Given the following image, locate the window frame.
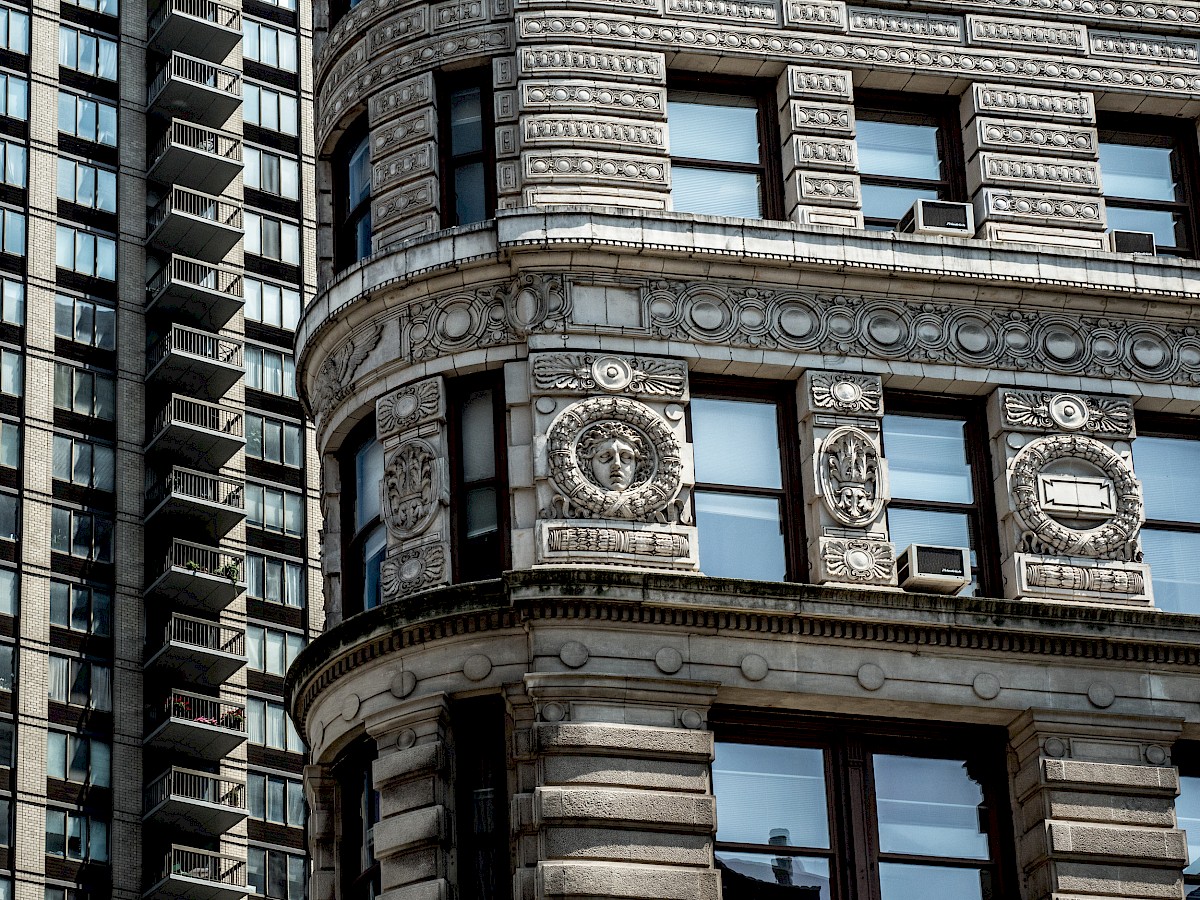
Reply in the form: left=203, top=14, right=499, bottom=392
left=333, top=116, right=372, bottom=271
left=448, top=373, right=510, bottom=582
left=438, top=69, right=496, bottom=229
left=666, top=73, right=784, bottom=221
left=247, top=550, right=305, bottom=608
left=855, top=90, right=967, bottom=231
left=338, top=416, right=384, bottom=616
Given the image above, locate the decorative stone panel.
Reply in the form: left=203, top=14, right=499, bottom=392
left=965, top=14, right=1088, bottom=52
left=529, top=351, right=697, bottom=573
left=1089, top=29, right=1200, bottom=62
left=797, top=371, right=896, bottom=588
left=967, top=152, right=1101, bottom=195
left=988, top=387, right=1150, bottom=606
left=968, top=82, right=1094, bottom=124
left=847, top=6, right=963, bottom=41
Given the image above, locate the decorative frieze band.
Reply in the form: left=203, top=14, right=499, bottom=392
left=966, top=15, right=1087, bottom=53
left=782, top=0, right=846, bottom=30
left=519, top=81, right=666, bottom=117
left=785, top=101, right=854, bottom=135
left=848, top=7, right=963, bottom=41
left=970, top=83, right=1094, bottom=124
left=522, top=151, right=669, bottom=187
left=1090, top=29, right=1200, bottom=61
left=518, top=44, right=665, bottom=81
left=970, top=152, right=1101, bottom=194
left=965, top=118, right=1098, bottom=159
left=779, top=65, right=854, bottom=102
left=998, top=388, right=1135, bottom=438
left=977, top=188, right=1105, bottom=230
left=521, top=115, right=667, bottom=152
left=667, top=0, right=779, bottom=25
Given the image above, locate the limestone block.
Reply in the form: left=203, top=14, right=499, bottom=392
left=782, top=135, right=856, bottom=173
left=780, top=0, right=846, bottom=31
left=973, top=188, right=1104, bottom=232
left=782, top=100, right=854, bottom=137
left=1089, top=30, right=1200, bottom=62
left=543, top=828, right=712, bottom=866
left=793, top=206, right=863, bottom=229
left=374, top=805, right=448, bottom=858
left=776, top=65, right=853, bottom=108
left=847, top=6, right=962, bottom=41
left=1041, top=861, right=1183, bottom=899
left=543, top=754, right=709, bottom=793
left=965, top=82, right=1095, bottom=125
left=517, top=45, right=666, bottom=84
left=535, top=786, right=716, bottom=830
left=1036, top=790, right=1175, bottom=829
left=976, top=221, right=1108, bottom=250
left=379, top=880, right=449, bottom=900
left=786, top=170, right=860, bottom=208
left=535, top=722, right=712, bottom=759
left=520, top=114, right=667, bottom=155
left=665, top=0, right=777, bottom=25
left=538, top=862, right=720, bottom=899
left=519, top=80, right=666, bottom=119
left=964, top=118, right=1098, bottom=160
left=966, top=15, right=1087, bottom=53
left=1025, top=821, right=1187, bottom=865
left=967, top=152, right=1101, bottom=196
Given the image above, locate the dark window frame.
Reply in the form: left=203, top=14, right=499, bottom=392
left=711, top=708, right=1019, bottom=900
left=448, top=372, right=509, bottom=582
left=332, top=115, right=371, bottom=272
left=338, top=415, right=382, bottom=618
left=1173, top=741, right=1200, bottom=894
left=667, top=73, right=785, bottom=221
left=688, top=376, right=805, bottom=582
left=438, top=68, right=495, bottom=229
left=335, top=740, right=380, bottom=900
left=855, top=91, right=967, bottom=231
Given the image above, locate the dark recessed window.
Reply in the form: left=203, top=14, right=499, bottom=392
left=440, top=72, right=493, bottom=228
left=1175, top=745, right=1200, bottom=896
left=856, top=93, right=965, bottom=230
left=1132, top=421, right=1200, bottom=613
left=450, top=377, right=507, bottom=581
left=336, top=742, right=380, bottom=900
left=339, top=417, right=384, bottom=616
left=1099, top=116, right=1198, bottom=256
left=668, top=80, right=779, bottom=219
left=334, top=118, right=371, bottom=271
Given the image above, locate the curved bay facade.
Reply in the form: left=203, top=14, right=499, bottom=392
left=294, top=2, right=1200, bottom=898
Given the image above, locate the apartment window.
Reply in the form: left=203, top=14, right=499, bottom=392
left=334, top=120, right=371, bottom=269
left=57, top=160, right=116, bottom=213
left=55, top=225, right=116, bottom=280
left=62, top=0, right=116, bottom=15
left=57, top=92, right=115, bottom=146
left=712, top=716, right=1013, bottom=900
left=248, top=847, right=307, bottom=900
left=1099, top=116, right=1197, bottom=256
left=245, top=83, right=298, bottom=136
left=247, top=697, right=304, bottom=752
left=247, top=412, right=302, bottom=467
left=246, top=146, right=299, bottom=200
left=48, top=655, right=110, bottom=710
left=54, top=294, right=115, bottom=349
left=857, top=94, right=964, bottom=230
left=246, top=277, right=302, bottom=330
left=1177, top=747, right=1200, bottom=897
left=245, top=344, right=297, bottom=398
left=0, top=73, right=25, bottom=121
left=0, top=721, right=11, bottom=766
left=0, top=208, right=22, bottom=257
left=58, top=26, right=116, bottom=80
left=46, top=731, right=111, bottom=787
left=0, top=494, right=16, bottom=542
left=248, top=552, right=304, bottom=607
left=53, top=435, right=114, bottom=491
left=0, top=645, right=11, bottom=692
left=668, top=79, right=778, bottom=219
left=246, top=624, right=305, bottom=676
left=246, top=482, right=303, bottom=537
left=0, top=799, right=9, bottom=846
left=451, top=381, right=507, bottom=581
left=257, top=0, right=296, bottom=10
left=0, top=277, right=20, bottom=325
left=342, top=421, right=384, bottom=613
left=245, top=211, right=300, bottom=265
left=0, top=141, right=23, bottom=190
left=0, top=421, right=15, bottom=471
left=0, top=568, right=15, bottom=616
left=244, top=19, right=297, bottom=72
left=1132, top=425, right=1200, bottom=613
left=54, top=364, right=114, bottom=419
left=882, top=399, right=995, bottom=596
left=248, top=772, right=306, bottom=827
left=440, top=74, right=493, bottom=227
left=49, top=581, right=111, bottom=636
left=0, top=8, right=28, bottom=54
left=690, top=389, right=791, bottom=582
left=0, top=350, right=16, bottom=398
left=50, top=507, right=113, bottom=562
left=45, top=809, right=108, bottom=862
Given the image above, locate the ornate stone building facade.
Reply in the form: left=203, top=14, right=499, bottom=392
left=290, top=0, right=1200, bottom=897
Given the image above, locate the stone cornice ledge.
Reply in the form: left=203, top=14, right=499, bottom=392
left=287, top=568, right=1200, bottom=731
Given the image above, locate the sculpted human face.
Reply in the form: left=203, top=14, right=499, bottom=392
left=591, top=436, right=638, bottom=490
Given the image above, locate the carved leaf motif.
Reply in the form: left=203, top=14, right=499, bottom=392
left=818, top=427, right=883, bottom=527
left=310, top=323, right=382, bottom=421
left=377, top=379, right=442, bottom=439
left=380, top=543, right=447, bottom=601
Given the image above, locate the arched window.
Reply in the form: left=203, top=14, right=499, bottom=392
left=334, top=120, right=371, bottom=271
left=339, top=417, right=384, bottom=616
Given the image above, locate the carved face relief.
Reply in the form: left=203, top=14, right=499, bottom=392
left=380, top=439, right=444, bottom=540
left=587, top=436, right=639, bottom=490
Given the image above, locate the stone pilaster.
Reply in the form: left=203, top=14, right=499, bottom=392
left=961, top=82, right=1107, bottom=249
left=369, top=72, right=441, bottom=252
left=796, top=371, right=896, bottom=588
left=776, top=66, right=861, bottom=228
left=1009, top=710, right=1186, bottom=900
left=305, top=765, right=338, bottom=900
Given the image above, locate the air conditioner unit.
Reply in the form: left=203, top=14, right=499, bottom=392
left=1110, top=230, right=1156, bottom=255
left=898, top=199, right=975, bottom=237
left=896, top=544, right=971, bottom=595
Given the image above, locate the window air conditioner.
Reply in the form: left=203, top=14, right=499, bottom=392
left=1110, top=230, right=1157, bottom=255
left=898, top=199, right=974, bottom=237
left=896, top=544, right=971, bottom=595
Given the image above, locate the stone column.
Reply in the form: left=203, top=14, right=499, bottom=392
left=796, top=371, right=896, bottom=588
left=304, top=765, right=338, bottom=900
left=1009, top=710, right=1186, bottom=900
left=987, top=388, right=1150, bottom=606
left=517, top=674, right=719, bottom=900
left=515, top=45, right=669, bottom=209
left=368, top=72, right=440, bottom=251
left=961, top=81, right=1106, bottom=249
left=369, top=693, right=455, bottom=897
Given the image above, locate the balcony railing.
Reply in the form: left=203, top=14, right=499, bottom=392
left=165, top=689, right=246, bottom=732
left=145, top=767, right=246, bottom=815
left=148, top=186, right=242, bottom=235
left=163, top=540, right=244, bottom=583
left=149, top=0, right=241, bottom=35
left=162, top=612, right=245, bottom=657
left=152, top=395, right=243, bottom=440
left=148, top=53, right=241, bottom=104
left=147, top=467, right=244, bottom=512
left=156, top=845, right=248, bottom=887
left=150, top=120, right=242, bottom=169
left=148, top=256, right=243, bottom=303
left=148, top=323, right=243, bottom=371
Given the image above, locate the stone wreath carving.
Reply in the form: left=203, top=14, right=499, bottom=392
left=1010, top=434, right=1143, bottom=561
left=545, top=396, right=686, bottom=523
left=819, top=426, right=883, bottom=527
left=380, top=439, right=446, bottom=540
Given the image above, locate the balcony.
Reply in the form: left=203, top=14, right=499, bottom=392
left=149, top=121, right=242, bottom=194
left=148, top=324, right=243, bottom=399
left=147, top=256, right=243, bottom=330
left=145, top=690, right=247, bottom=759
left=146, top=613, right=246, bottom=688
left=146, top=395, right=244, bottom=467
left=149, top=0, right=242, bottom=59
left=148, top=186, right=242, bottom=260
left=146, top=467, right=245, bottom=539
left=144, top=767, right=247, bottom=835
left=145, top=540, right=245, bottom=613
left=144, top=845, right=251, bottom=900
left=148, top=53, right=241, bottom=126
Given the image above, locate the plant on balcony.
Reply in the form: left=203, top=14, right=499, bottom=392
left=220, top=562, right=240, bottom=582
left=220, top=709, right=244, bottom=730
left=184, top=560, right=201, bottom=574
left=194, top=715, right=220, bottom=726
left=171, top=696, right=191, bottom=718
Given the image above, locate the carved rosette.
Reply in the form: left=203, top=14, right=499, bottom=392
left=380, top=542, right=447, bottom=601
left=381, top=438, right=447, bottom=541
left=377, top=379, right=443, bottom=440
left=999, top=388, right=1134, bottom=438
left=819, top=537, right=896, bottom=585
left=808, top=372, right=883, bottom=416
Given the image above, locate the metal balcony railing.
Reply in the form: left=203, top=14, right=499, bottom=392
left=148, top=186, right=242, bottom=235
left=149, top=0, right=241, bottom=34
left=147, top=256, right=243, bottom=302
left=156, top=845, right=248, bottom=886
left=145, top=766, right=246, bottom=814
left=165, top=689, right=246, bottom=732
left=148, top=53, right=241, bottom=104
left=147, top=467, right=244, bottom=512
left=162, top=612, right=245, bottom=656
left=152, top=395, right=243, bottom=439
left=148, top=323, right=243, bottom=371
left=162, top=539, right=244, bottom=583
left=150, top=120, right=242, bottom=169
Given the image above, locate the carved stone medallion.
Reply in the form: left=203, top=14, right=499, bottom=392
left=380, top=439, right=445, bottom=540
left=1009, top=434, right=1143, bottom=561
left=820, top=537, right=895, bottom=583
left=808, top=372, right=883, bottom=416
left=818, top=426, right=884, bottom=527
left=532, top=353, right=686, bottom=399
left=380, top=543, right=447, bottom=601
left=1001, top=389, right=1134, bottom=437
left=377, top=379, right=441, bottom=440
left=545, top=396, right=684, bottom=522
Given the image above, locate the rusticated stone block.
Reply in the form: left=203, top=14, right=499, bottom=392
left=535, top=786, right=716, bottom=830
left=378, top=880, right=449, bottom=900
left=1040, top=759, right=1179, bottom=794
left=1031, top=790, right=1175, bottom=830
left=373, top=805, right=447, bottom=858
left=536, top=722, right=712, bottom=758
left=543, top=755, right=710, bottom=793
left=1047, top=861, right=1183, bottom=898
left=543, top=828, right=712, bottom=866
left=1023, top=821, right=1187, bottom=865
left=539, top=862, right=720, bottom=899
left=374, top=741, right=444, bottom=786
left=382, top=848, right=441, bottom=889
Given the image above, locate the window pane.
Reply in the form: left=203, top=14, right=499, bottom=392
left=669, top=95, right=760, bottom=164
left=884, top=415, right=972, bottom=503
left=692, top=399, right=782, bottom=489
left=465, top=486, right=498, bottom=539
left=874, top=755, right=989, bottom=859
left=671, top=166, right=762, bottom=219
left=1099, top=141, right=1177, bottom=201
left=461, top=390, right=495, bottom=482
left=1141, top=529, right=1200, bottom=614
left=717, top=853, right=831, bottom=898
left=695, top=491, right=785, bottom=581
left=355, top=438, right=384, bottom=531
left=862, top=184, right=940, bottom=224
left=1179, top=775, right=1200, bottom=875
left=267, top=774, right=285, bottom=821
left=454, top=161, right=486, bottom=226
left=1135, top=436, right=1200, bottom=524
left=287, top=779, right=305, bottom=825
left=714, top=743, right=829, bottom=848
left=878, top=863, right=986, bottom=900
left=47, top=732, right=66, bottom=779
left=91, top=738, right=110, bottom=786
left=858, top=119, right=942, bottom=180
left=1107, top=205, right=1184, bottom=250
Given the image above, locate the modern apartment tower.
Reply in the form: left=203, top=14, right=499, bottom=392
left=288, top=0, right=1200, bottom=899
